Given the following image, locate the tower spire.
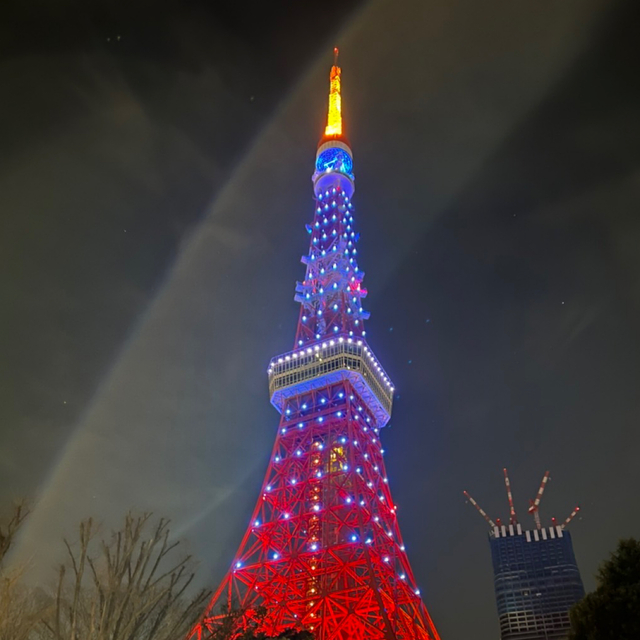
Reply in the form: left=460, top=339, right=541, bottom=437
left=324, top=47, right=343, bottom=138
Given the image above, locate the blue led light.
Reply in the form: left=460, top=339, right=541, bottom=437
left=315, top=147, right=353, bottom=174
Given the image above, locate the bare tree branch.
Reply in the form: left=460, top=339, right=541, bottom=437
left=40, top=512, right=211, bottom=640
left=0, top=499, right=30, bottom=565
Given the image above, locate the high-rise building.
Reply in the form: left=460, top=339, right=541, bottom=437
left=466, top=470, right=585, bottom=640
left=491, top=524, right=585, bottom=640
left=193, top=50, right=440, bottom=640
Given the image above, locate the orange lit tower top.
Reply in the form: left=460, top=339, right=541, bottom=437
left=314, top=48, right=355, bottom=206
left=324, top=48, right=343, bottom=139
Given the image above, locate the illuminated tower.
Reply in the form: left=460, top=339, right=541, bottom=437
left=196, top=50, right=440, bottom=640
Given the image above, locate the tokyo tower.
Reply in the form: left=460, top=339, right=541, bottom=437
left=196, top=50, right=441, bottom=640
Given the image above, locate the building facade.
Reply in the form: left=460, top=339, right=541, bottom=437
left=490, top=525, right=585, bottom=640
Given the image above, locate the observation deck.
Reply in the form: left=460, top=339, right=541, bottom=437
left=268, top=338, right=394, bottom=428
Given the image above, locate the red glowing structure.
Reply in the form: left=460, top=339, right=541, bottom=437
left=193, top=52, right=440, bottom=640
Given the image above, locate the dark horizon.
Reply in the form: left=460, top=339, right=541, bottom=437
left=2, top=2, right=640, bottom=639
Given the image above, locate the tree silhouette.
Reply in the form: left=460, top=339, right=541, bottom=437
left=570, top=538, right=640, bottom=640
left=0, top=500, right=43, bottom=640
left=41, top=513, right=210, bottom=640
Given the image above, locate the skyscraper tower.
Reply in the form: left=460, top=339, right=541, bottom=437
left=195, top=50, right=440, bottom=640
left=465, top=470, right=585, bottom=640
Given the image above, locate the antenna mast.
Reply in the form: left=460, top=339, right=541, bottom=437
left=324, top=47, right=343, bottom=137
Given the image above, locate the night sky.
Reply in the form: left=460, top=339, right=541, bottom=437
left=2, top=1, right=640, bottom=639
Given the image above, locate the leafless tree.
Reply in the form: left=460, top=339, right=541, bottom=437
left=41, top=512, right=210, bottom=640
left=0, top=500, right=44, bottom=640
left=0, top=499, right=30, bottom=564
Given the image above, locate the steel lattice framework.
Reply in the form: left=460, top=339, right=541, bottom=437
left=192, top=51, right=440, bottom=640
